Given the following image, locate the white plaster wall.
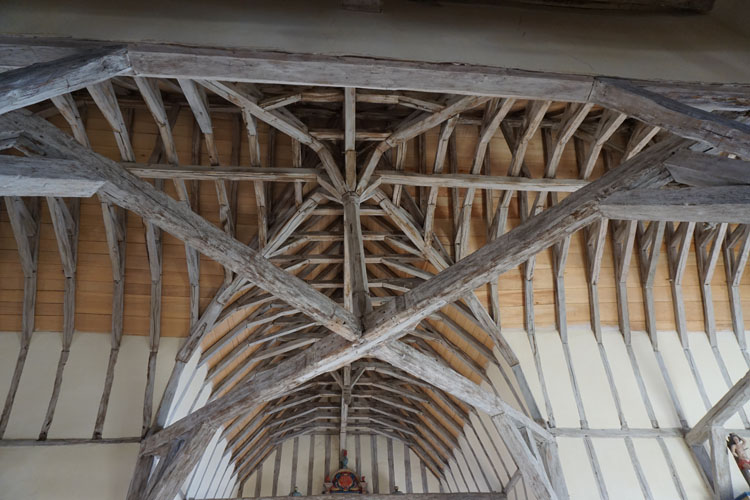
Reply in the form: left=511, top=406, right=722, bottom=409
left=0, top=331, right=181, bottom=499
left=0, top=331, right=180, bottom=438
left=505, top=325, right=750, bottom=500
left=0, top=443, right=139, bottom=500
left=1, top=0, right=749, bottom=84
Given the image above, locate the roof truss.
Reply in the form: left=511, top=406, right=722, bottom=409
left=0, top=39, right=749, bottom=500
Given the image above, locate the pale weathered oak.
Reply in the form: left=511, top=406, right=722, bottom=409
left=0, top=46, right=130, bottom=114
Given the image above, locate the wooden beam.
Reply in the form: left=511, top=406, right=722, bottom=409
left=544, top=102, right=593, bottom=178
left=142, top=212, right=162, bottom=435
left=424, top=117, right=458, bottom=247
left=623, top=122, right=659, bottom=161
left=0, top=437, right=141, bottom=446
left=489, top=101, right=550, bottom=241
left=93, top=201, right=127, bottom=439
left=455, top=98, right=515, bottom=260
left=578, top=109, right=627, bottom=180
left=5, top=38, right=750, bottom=110
left=356, top=95, right=490, bottom=193
left=364, top=137, right=685, bottom=357
left=0, top=197, right=40, bottom=438
left=723, top=225, right=750, bottom=347
left=591, top=77, right=750, bottom=157
left=178, top=78, right=235, bottom=239
left=0, top=111, right=360, bottom=339
left=135, top=77, right=179, bottom=164
left=599, top=186, right=750, bottom=223
left=134, top=138, right=683, bottom=499
left=87, top=80, right=136, bottom=162
left=0, top=155, right=105, bottom=196
left=686, top=369, right=750, bottom=445
left=695, top=222, right=728, bottom=344
left=198, top=79, right=348, bottom=195
left=665, top=150, right=750, bottom=187
left=343, top=193, right=371, bottom=319
left=0, top=46, right=130, bottom=114
left=128, top=163, right=320, bottom=182
left=372, top=342, right=549, bottom=439
left=50, top=93, right=91, bottom=147
left=636, top=221, right=666, bottom=345
left=39, top=196, right=79, bottom=440
left=709, top=426, right=733, bottom=500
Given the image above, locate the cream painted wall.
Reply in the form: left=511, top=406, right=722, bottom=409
left=495, top=325, right=750, bottom=500
left=1, top=0, right=749, bottom=84
left=0, top=331, right=181, bottom=499
left=4, top=321, right=750, bottom=498
left=0, top=444, right=139, bottom=500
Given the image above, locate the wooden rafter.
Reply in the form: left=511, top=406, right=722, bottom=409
left=40, top=195, right=80, bottom=440
left=0, top=196, right=41, bottom=438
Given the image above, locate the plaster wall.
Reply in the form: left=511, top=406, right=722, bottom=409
left=1, top=0, right=749, bottom=84
left=0, top=331, right=181, bottom=499
left=491, top=325, right=750, bottom=500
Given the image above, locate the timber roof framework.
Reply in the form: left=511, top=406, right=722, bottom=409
left=0, top=37, right=748, bottom=500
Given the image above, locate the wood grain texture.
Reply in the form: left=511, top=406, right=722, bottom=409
left=0, top=46, right=130, bottom=114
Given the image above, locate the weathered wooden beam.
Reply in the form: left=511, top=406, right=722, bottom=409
left=365, top=137, right=685, bottom=358
left=178, top=77, right=236, bottom=241
left=357, top=95, right=490, bottom=193
left=343, top=193, right=371, bottom=319
left=599, top=186, right=750, bottom=223
left=455, top=98, right=515, bottom=260
left=93, top=201, right=127, bottom=439
left=636, top=221, right=666, bottom=345
left=1, top=111, right=360, bottom=339
left=611, top=219, right=636, bottom=342
left=489, top=101, right=550, bottom=241
left=723, top=225, right=750, bottom=347
left=544, top=102, right=593, bottom=178
left=667, top=221, right=697, bottom=346
left=709, top=426, right=733, bottom=500
left=0, top=197, right=40, bottom=438
left=421, top=117, right=457, bottom=248
left=687, top=370, right=750, bottom=445
left=591, top=77, right=750, bottom=157
left=199, top=79, right=347, bottom=195
left=0, top=46, right=130, bottom=114
left=578, top=109, right=627, bottom=180
left=623, top=122, right=659, bottom=161
left=0, top=437, right=141, bottom=446
left=0, top=155, right=106, bottom=197
left=135, top=77, right=179, bottom=164
left=6, top=38, right=750, bottom=110
left=372, top=342, right=549, bottom=439
left=142, top=214, right=162, bottom=436
left=135, top=138, right=683, bottom=499
left=127, top=162, right=320, bottom=182
left=50, top=93, right=91, bottom=147
left=87, top=79, right=136, bottom=161
left=665, top=150, right=750, bottom=187
left=695, top=223, right=728, bottom=344
left=39, top=196, right=79, bottom=440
